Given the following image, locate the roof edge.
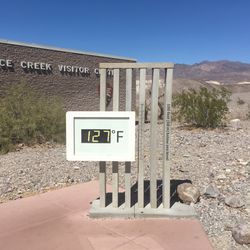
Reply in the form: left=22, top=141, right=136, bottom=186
left=0, top=39, right=137, bottom=61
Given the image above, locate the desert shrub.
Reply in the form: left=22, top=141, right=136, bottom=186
left=173, top=87, right=231, bottom=128
left=237, top=97, right=245, bottom=105
left=0, top=83, right=65, bottom=154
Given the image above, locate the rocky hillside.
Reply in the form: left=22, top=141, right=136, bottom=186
left=174, top=60, right=250, bottom=85
left=137, top=60, right=250, bottom=91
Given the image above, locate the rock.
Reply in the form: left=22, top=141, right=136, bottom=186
left=16, top=143, right=25, bottom=149
left=204, top=184, right=220, bottom=198
left=209, top=171, right=215, bottom=178
left=238, top=159, right=249, bottom=166
left=224, top=223, right=233, bottom=231
left=216, top=173, right=227, bottom=180
left=74, top=166, right=80, bottom=170
left=230, top=119, right=241, bottom=130
left=177, top=183, right=200, bottom=204
left=225, top=195, right=245, bottom=208
left=232, top=224, right=250, bottom=245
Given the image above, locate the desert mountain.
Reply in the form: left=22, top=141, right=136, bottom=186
left=174, top=60, right=250, bottom=85
left=137, top=60, right=250, bottom=94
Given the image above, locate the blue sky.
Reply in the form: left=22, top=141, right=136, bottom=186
left=1, top=0, right=250, bottom=64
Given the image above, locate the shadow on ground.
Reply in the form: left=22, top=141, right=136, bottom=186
left=103, top=179, right=192, bottom=208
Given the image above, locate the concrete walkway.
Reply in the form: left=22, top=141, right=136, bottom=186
left=0, top=181, right=213, bottom=250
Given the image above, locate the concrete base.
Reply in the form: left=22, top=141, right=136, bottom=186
left=90, top=199, right=135, bottom=218
left=90, top=179, right=197, bottom=218
left=90, top=199, right=196, bottom=218
left=135, top=202, right=196, bottom=218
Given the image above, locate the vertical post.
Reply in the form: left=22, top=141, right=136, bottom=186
left=100, top=68, right=106, bottom=111
left=150, top=68, right=160, bottom=208
left=125, top=68, right=132, bottom=111
left=138, top=68, right=146, bottom=208
left=112, top=68, right=120, bottom=207
left=163, top=68, right=173, bottom=208
left=99, top=68, right=107, bottom=207
left=113, top=68, right=120, bottom=111
left=125, top=68, right=132, bottom=208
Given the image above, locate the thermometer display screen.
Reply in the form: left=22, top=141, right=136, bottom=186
left=81, top=129, right=111, bottom=143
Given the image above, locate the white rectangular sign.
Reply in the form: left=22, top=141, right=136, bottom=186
left=66, top=111, right=135, bottom=161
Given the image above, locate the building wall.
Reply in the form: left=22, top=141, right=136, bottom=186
left=0, top=41, right=136, bottom=111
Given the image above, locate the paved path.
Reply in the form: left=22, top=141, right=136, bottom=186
left=0, top=181, right=213, bottom=250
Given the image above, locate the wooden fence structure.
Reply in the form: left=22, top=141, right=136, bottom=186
left=91, top=62, right=174, bottom=217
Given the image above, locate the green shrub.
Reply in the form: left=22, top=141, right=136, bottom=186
left=173, top=87, right=231, bottom=128
left=0, top=83, right=66, bottom=154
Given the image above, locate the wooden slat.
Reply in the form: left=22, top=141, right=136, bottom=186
left=99, top=68, right=107, bottom=207
left=150, top=68, right=160, bottom=208
left=163, top=68, right=173, bottom=208
left=100, top=69, right=106, bottom=111
left=99, top=162, right=106, bottom=207
left=112, top=161, right=119, bottom=207
left=125, top=69, right=132, bottom=111
left=125, top=69, right=132, bottom=208
left=100, top=63, right=174, bottom=69
left=113, top=69, right=120, bottom=111
left=125, top=162, right=131, bottom=208
left=138, top=68, right=146, bottom=208
left=112, top=68, right=120, bottom=208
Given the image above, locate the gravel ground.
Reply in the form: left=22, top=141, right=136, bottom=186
left=0, top=121, right=249, bottom=250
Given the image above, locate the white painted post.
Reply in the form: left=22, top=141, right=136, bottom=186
left=112, top=68, right=120, bottom=208
left=163, top=68, right=173, bottom=208
left=99, top=68, right=107, bottom=207
left=113, top=69, right=120, bottom=111
left=138, top=68, right=146, bottom=208
left=125, top=68, right=132, bottom=208
left=125, top=69, right=132, bottom=111
left=100, top=68, right=107, bottom=111
left=150, top=68, right=160, bottom=209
